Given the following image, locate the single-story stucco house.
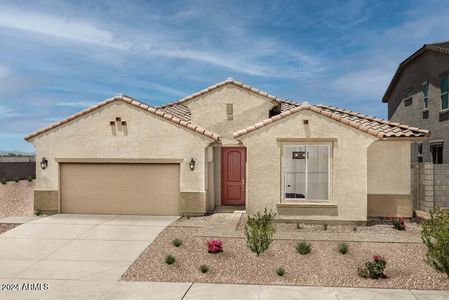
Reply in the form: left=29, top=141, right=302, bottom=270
left=25, top=78, right=430, bottom=223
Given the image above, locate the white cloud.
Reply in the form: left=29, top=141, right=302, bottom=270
left=0, top=5, right=323, bottom=79
left=331, top=68, right=392, bottom=98
left=0, top=65, right=9, bottom=79
left=0, top=105, right=21, bottom=118
left=56, top=101, right=96, bottom=107
left=0, top=6, right=127, bottom=49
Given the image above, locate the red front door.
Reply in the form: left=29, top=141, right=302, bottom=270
left=221, top=147, right=246, bottom=206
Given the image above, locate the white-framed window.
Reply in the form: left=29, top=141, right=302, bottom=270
left=440, top=75, right=448, bottom=110
left=283, top=143, right=330, bottom=201
left=404, top=87, right=413, bottom=99
left=422, top=81, right=429, bottom=110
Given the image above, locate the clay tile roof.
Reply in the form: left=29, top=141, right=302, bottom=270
left=233, top=103, right=430, bottom=139
left=158, top=103, right=191, bottom=122
left=157, top=77, right=285, bottom=111
left=25, top=94, right=220, bottom=142
left=155, top=78, right=299, bottom=123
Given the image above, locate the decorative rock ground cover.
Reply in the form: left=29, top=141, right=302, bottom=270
left=122, top=223, right=449, bottom=290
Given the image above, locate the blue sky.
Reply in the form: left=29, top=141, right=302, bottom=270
left=1, top=0, right=448, bottom=152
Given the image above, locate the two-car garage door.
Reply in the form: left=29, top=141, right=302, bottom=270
left=60, top=163, right=180, bottom=215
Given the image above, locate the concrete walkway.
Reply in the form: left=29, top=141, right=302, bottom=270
left=0, top=280, right=447, bottom=299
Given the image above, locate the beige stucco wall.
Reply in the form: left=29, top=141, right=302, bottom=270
left=238, top=109, right=377, bottom=222
left=367, top=140, right=411, bottom=194
left=186, top=85, right=277, bottom=144
left=30, top=101, right=214, bottom=215
left=367, top=140, right=412, bottom=217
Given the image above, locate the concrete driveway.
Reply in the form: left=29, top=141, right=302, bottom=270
left=0, top=214, right=181, bottom=299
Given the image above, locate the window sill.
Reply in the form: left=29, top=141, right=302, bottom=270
left=422, top=108, right=429, bottom=112
left=278, top=202, right=337, bottom=208
left=439, top=109, right=449, bottom=114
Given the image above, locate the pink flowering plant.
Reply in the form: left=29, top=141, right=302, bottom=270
left=392, top=217, right=406, bottom=231
left=207, top=240, right=223, bottom=254
left=358, top=255, right=387, bottom=279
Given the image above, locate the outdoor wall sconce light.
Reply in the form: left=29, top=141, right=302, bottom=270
left=189, top=158, right=195, bottom=171
left=40, top=157, right=48, bottom=169
left=303, top=119, right=309, bottom=125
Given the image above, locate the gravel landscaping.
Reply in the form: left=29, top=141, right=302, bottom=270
left=0, top=181, right=34, bottom=216
left=121, top=226, right=449, bottom=290
left=236, top=214, right=422, bottom=236
left=0, top=223, right=19, bottom=234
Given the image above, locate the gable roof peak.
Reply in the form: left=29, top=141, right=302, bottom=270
left=233, top=103, right=430, bottom=139
left=383, top=42, right=449, bottom=102
left=158, top=78, right=286, bottom=109
left=25, top=94, right=220, bottom=142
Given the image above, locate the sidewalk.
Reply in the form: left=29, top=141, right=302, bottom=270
left=1, top=280, right=447, bottom=299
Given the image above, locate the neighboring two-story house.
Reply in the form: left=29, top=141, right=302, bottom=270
left=383, top=41, right=449, bottom=164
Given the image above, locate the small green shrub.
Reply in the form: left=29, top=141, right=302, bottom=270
left=338, top=243, right=349, bottom=255
left=244, top=208, right=276, bottom=256
left=1, top=177, right=6, bottom=185
left=323, top=224, right=328, bottom=231
left=358, top=256, right=387, bottom=279
left=199, top=265, right=209, bottom=273
left=165, top=255, right=176, bottom=265
left=392, top=217, right=406, bottom=230
left=353, top=225, right=357, bottom=232
left=34, top=208, right=42, bottom=216
left=14, top=176, right=19, bottom=182
left=296, top=223, right=302, bottom=230
left=27, top=176, right=34, bottom=182
left=172, top=238, right=182, bottom=247
left=276, top=267, right=285, bottom=277
left=296, top=241, right=312, bottom=255
left=422, top=208, right=449, bottom=277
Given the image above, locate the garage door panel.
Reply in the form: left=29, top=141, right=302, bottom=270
left=60, top=163, right=180, bottom=215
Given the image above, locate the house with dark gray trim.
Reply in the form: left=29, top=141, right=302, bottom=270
left=383, top=41, right=449, bottom=164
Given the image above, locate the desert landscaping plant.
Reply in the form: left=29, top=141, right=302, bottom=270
left=1, top=177, right=6, bottom=185
left=421, top=208, right=449, bottom=277
left=165, top=255, right=176, bottom=265
left=34, top=208, right=42, bottom=216
left=27, top=176, right=33, bottom=182
left=244, top=208, right=276, bottom=256
left=296, top=241, right=312, bottom=255
left=207, top=240, right=223, bottom=254
left=338, top=243, right=349, bottom=255
left=358, top=256, right=387, bottom=279
left=392, top=217, right=406, bottom=230
left=323, top=224, right=328, bottom=231
left=14, top=176, right=19, bottom=182
left=276, top=267, right=285, bottom=277
left=353, top=225, right=357, bottom=232
left=172, top=238, right=182, bottom=247
left=199, top=265, right=210, bottom=273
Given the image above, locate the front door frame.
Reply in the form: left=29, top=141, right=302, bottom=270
left=221, top=147, right=246, bottom=206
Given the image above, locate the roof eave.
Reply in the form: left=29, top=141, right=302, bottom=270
left=25, top=95, right=221, bottom=142
left=382, top=45, right=429, bottom=102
